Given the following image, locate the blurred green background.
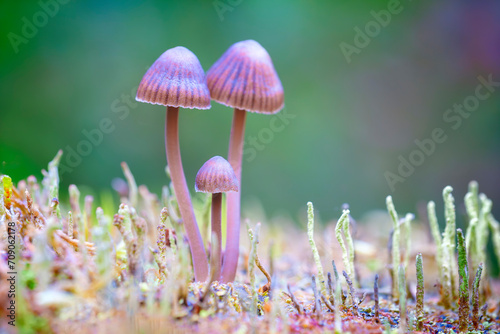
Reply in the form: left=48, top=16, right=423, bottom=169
left=1, top=0, right=499, bottom=226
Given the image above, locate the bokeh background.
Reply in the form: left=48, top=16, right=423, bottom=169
left=1, top=0, right=499, bottom=229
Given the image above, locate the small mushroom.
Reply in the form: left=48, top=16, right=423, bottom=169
left=206, top=40, right=284, bottom=282
left=136, top=46, right=210, bottom=281
left=195, top=156, right=238, bottom=281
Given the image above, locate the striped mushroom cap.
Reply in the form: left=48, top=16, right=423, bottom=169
left=136, top=46, right=211, bottom=109
left=195, top=156, right=239, bottom=193
left=206, top=40, right=284, bottom=114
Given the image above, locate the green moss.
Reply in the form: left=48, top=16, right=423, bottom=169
left=415, top=253, right=424, bottom=331
left=398, top=265, right=407, bottom=333
left=457, top=229, right=469, bottom=333
left=3, top=153, right=500, bottom=333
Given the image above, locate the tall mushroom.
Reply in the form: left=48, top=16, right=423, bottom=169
left=195, top=156, right=238, bottom=280
left=206, top=40, right=284, bottom=282
left=136, top=46, right=210, bottom=281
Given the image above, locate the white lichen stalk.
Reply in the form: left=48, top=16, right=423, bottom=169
left=386, top=195, right=400, bottom=302
left=247, top=222, right=261, bottom=314
left=307, top=202, right=328, bottom=298
left=41, top=150, right=63, bottom=219
left=343, top=211, right=357, bottom=287
left=488, top=213, right=500, bottom=265
left=335, top=209, right=355, bottom=286
left=427, top=201, right=443, bottom=281
left=464, top=181, right=492, bottom=290
left=442, top=186, right=457, bottom=301
left=403, top=213, right=414, bottom=270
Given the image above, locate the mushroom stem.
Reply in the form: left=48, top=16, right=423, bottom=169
left=211, top=192, right=222, bottom=280
left=166, top=106, right=209, bottom=281
left=222, top=108, right=247, bottom=282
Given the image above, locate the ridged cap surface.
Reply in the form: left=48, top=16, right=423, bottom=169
left=195, top=156, right=238, bottom=193
left=136, top=46, right=211, bottom=109
left=207, top=40, right=284, bottom=114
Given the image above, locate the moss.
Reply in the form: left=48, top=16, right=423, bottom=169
left=1, top=153, right=500, bottom=333
left=398, top=265, right=407, bottom=333
left=415, top=253, right=424, bottom=331
left=457, top=229, right=469, bottom=333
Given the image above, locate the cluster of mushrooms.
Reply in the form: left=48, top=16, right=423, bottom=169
left=135, top=40, right=284, bottom=282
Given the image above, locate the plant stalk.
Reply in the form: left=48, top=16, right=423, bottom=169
left=222, top=108, right=247, bottom=282
left=211, top=193, right=222, bottom=280
left=166, top=106, right=208, bottom=281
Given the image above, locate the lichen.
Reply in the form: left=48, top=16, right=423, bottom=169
left=1, top=152, right=499, bottom=333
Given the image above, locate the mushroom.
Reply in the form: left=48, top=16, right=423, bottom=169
left=136, top=46, right=210, bottom=281
left=195, top=156, right=238, bottom=280
left=206, top=40, right=284, bottom=282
